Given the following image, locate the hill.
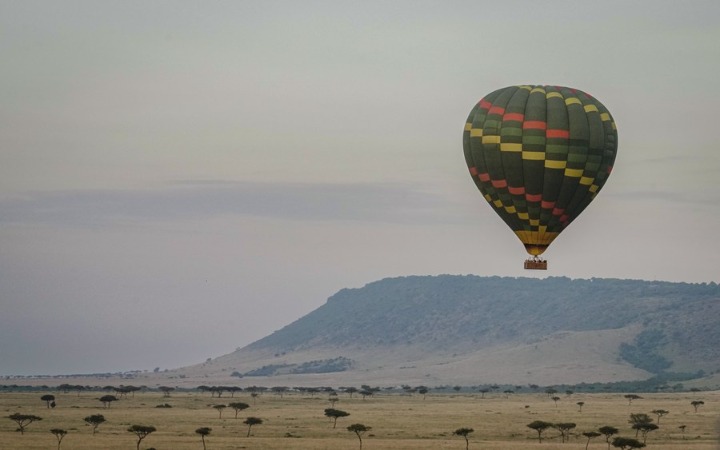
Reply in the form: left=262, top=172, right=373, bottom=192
left=171, top=276, right=720, bottom=387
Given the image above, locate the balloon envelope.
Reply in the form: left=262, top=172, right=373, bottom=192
left=462, top=85, right=618, bottom=256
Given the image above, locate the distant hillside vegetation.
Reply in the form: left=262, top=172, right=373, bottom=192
left=173, top=276, right=720, bottom=386
left=245, top=276, right=720, bottom=375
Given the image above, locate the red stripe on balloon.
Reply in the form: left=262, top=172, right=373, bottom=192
left=469, top=167, right=478, bottom=176
left=491, top=179, right=508, bottom=188
left=552, top=208, right=564, bottom=216
left=508, top=186, right=525, bottom=195
left=503, top=113, right=524, bottom=122
left=523, top=121, right=547, bottom=130
left=488, top=106, right=505, bottom=116
left=546, top=129, right=570, bottom=139
left=526, top=193, right=542, bottom=202
left=478, top=172, right=491, bottom=182
left=541, top=201, right=555, bottom=209
left=479, top=99, right=492, bottom=110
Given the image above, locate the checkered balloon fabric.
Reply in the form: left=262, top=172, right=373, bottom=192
left=462, top=85, right=618, bottom=256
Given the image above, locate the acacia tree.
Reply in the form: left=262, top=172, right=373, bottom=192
left=271, top=386, right=289, bottom=398
left=577, top=401, right=585, bottom=412
left=611, top=436, right=646, bottom=449
left=343, top=387, right=358, bottom=398
left=551, top=396, right=561, bottom=407
left=99, top=395, right=118, bottom=408
left=228, top=402, right=250, bottom=419
left=598, top=425, right=619, bottom=449
left=50, top=428, right=67, bottom=450
left=634, top=423, right=658, bottom=444
left=583, top=431, right=601, bottom=450
left=359, top=389, right=373, bottom=399
left=527, top=420, right=552, bottom=443
left=226, top=386, right=242, bottom=398
left=554, top=422, right=576, bottom=443
left=244, top=417, right=263, bottom=437
left=213, top=404, right=226, bottom=419
left=83, top=414, right=106, bottom=434
left=347, top=423, right=371, bottom=450
left=41, top=394, right=56, bottom=408
left=324, top=408, right=350, bottom=428
left=159, top=386, right=175, bottom=397
left=678, top=424, right=687, bottom=439
left=8, top=413, right=42, bottom=435
left=691, top=400, right=704, bottom=412
left=624, top=394, right=642, bottom=405
left=628, top=413, right=653, bottom=438
left=651, top=409, right=669, bottom=424
left=418, top=387, right=429, bottom=399
left=127, top=425, right=156, bottom=450
left=195, top=427, right=211, bottom=450
left=125, top=385, right=142, bottom=398
left=453, top=427, right=474, bottom=450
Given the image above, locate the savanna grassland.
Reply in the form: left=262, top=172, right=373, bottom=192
left=1, top=388, right=717, bottom=449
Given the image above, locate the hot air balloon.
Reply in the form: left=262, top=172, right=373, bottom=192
left=462, top=85, right=618, bottom=269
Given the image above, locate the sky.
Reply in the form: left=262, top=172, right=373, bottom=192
left=2, top=1, right=720, bottom=376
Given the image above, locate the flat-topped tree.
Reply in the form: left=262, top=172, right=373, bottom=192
left=651, top=409, right=668, bottom=424
left=127, top=425, right=156, bottom=450
left=226, top=386, right=242, bottom=397
left=41, top=394, right=56, bottom=408
left=599, top=426, right=619, bottom=448
left=691, top=400, right=704, bottom=412
left=342, top=387, right=358, bottom=398
left=628, top=414, right=653, bottom=438
left=583, top=431, right=601, bottom=450
left=213, top=404, right=226, bottom=419
left=99, top=395, right=118, bottom=408
left=347, top=423, right=371, bottom=450
left=158, top=386, right=174, bottom=397
left=244, top=417, right=263, bottom=437
left=453, top=427, right=474, bottom=450
left=195, top=427, right=211, bottom=450
left=83, top=414, right=106, bottom=434
left=553, top=422, right=576, bottom=443
left=50, top=429, right=67, bottom=450
left=324, top=408, right=350, bottom=428
left=634, top=423, right=658, bottom=444
left=228, top=402, right=249, bottom=419
left=418, top=387, right=429, bottom=399
left=8, top=413, right=42, bottom=435
left=611, top=436, right=645, bottom=449
left=527, top=420, right=552, bottom=443
left=624, top=394, right=642, bottom=405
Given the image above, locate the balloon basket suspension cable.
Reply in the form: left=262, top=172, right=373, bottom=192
left=524, top=256, right=547, bottom=270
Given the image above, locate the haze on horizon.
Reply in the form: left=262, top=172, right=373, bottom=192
left=2, top=1, right=719, bottom=376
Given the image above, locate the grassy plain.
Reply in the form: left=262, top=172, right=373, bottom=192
left=1, top=389, right=717, bottom=449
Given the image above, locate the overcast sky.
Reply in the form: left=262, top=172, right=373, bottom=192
left=2, top=1, right=719, bottom=376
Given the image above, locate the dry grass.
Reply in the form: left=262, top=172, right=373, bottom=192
left=1, top=389, right=718, bottom=449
